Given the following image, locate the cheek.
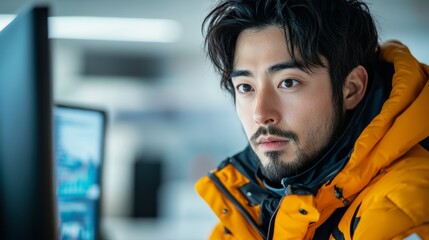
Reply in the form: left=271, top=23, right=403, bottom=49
left=235, top=101, right=254, bottom=137
left=286, top=94, right=334, bottom=140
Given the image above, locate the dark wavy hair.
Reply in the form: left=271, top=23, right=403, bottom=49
left=202, top=0, right=379, bottom=109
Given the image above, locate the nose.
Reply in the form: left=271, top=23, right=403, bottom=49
left=253, top=87, right=281, bottom=125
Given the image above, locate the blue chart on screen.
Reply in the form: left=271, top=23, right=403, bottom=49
left=54, top=106, right=105, bottom=240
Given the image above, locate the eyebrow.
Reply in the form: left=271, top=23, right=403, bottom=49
left=230, top=60, right=305, bottom=78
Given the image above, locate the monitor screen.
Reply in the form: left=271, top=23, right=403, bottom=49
left=0, top=6, right=57, bottom=240
left=54, top=105, right=106, bottom=240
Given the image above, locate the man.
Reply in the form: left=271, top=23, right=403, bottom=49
left=195, top=0, right=429, bottom=239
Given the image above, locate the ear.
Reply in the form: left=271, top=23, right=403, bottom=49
left=343, top=65, right=368, bottom=110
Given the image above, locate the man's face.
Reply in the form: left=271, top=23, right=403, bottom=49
left=232, top=26, right=340, bottom=185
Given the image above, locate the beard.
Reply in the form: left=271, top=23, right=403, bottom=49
left=250, top=107, right=342, bottom=186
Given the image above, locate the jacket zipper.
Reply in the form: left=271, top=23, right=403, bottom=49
left=266, top=184, right=295, bottom=239
left=266, top=196, right=283, bottom=240
left=209, top=171, right=267, bottom=239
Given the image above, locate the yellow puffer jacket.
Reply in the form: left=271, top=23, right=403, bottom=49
left=195, top=41, right=429, bottom=240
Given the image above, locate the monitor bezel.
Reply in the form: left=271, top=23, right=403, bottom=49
left=0, top=5, right=57, bottom=240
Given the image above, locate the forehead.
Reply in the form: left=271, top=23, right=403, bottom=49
left=237, top=26, right=286, bottom=45
left=233, top=26, right=329, bottom=73
left=233, top=26, right=290, bottom=66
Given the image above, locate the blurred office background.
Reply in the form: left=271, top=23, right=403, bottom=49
left=0, top=0, right=428, bottom=239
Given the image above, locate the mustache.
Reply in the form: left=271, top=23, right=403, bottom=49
left=250, top=126, right=299, bottom=144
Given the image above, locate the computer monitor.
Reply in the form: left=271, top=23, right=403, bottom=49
left=0, top=6, right=57, bottom=240
left=54, top=104, right=106, bottom=240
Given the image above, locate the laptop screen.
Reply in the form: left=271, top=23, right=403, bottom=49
left=54, top=105, right=106, bottom=240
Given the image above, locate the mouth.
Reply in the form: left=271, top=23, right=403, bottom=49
left=256, top=136, right=290, bottom=151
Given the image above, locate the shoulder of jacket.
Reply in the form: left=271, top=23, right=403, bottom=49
left=351, top=153, right=429, bottom=238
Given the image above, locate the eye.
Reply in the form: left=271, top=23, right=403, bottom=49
left=236, top=84, right=254, bottom=93
left=279, top=79, right=300, bottom=89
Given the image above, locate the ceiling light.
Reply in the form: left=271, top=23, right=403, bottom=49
left=0, top=15, right=181, bottom=43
